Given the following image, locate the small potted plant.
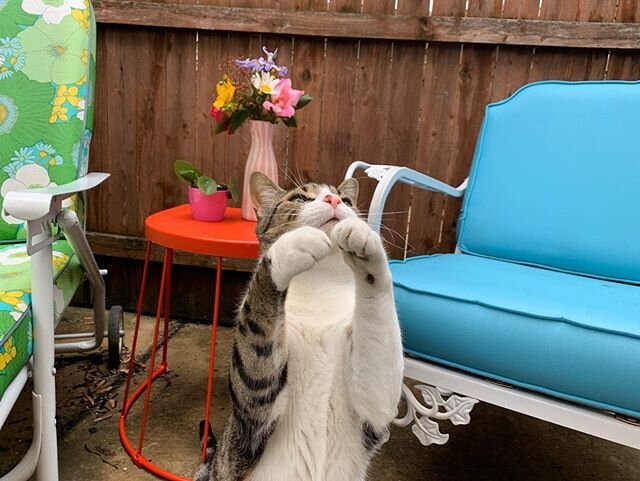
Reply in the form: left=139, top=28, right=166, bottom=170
left=174, top=159, right=238, bottom=222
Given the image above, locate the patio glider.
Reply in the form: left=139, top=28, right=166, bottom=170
left=346, top=80, right=640, bottom=451
left=0, top=2, right=122, bottom=480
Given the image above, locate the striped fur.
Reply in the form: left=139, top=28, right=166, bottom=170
left=196, top=173, right=403, bottom=481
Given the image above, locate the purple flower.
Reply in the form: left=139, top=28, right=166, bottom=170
left=235, top=58, right=261, bottom=70
left=235, top=46, right=289, bottom=77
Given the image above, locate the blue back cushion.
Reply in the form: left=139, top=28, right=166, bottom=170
left=457, top=81, right=640, bottom=284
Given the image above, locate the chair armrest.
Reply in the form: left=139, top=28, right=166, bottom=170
left=345, top=162, right=466, bottom=233
left=3, top=172, right=110, bottom=222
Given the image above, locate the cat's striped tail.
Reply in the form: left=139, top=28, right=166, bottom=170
left=193, top=420, right=217, bottom=481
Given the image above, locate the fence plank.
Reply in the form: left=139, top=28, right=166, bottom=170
left=407, top=0, right=465, bottom=256
left=490, top=0, right=540, bottom=102
left=436, top=0, right=503, bottom=253
left=165, top=30, right=197, bottom=206
left=314, top=0, right=361, bottom=186
left=528, top=0, right=616, bottom=83
left=348, top=2, right=400, bottom=253
left=93, top=1, right=640, bottom=49
left=193, top=31, right=229, bottom=185
left=608, top=0, right=640, bottom=80
left=374, top=0, right=429, bottom=259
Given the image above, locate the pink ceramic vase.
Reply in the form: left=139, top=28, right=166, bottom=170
left=189, top=187, right=228, bottom=222
left=242, top=120, right=279, bottom=221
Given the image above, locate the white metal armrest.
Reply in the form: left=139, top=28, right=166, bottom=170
left=345, top=162, right=467, bottom=233
left=3, top=173, right=109, bottom=256
left=3, top=172, right=109, bottom=222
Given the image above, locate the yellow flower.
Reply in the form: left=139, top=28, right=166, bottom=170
left=52, top=251, right=69, bottom=271
left=0, top=290, right=24, bottom=307
left=3, top=338, right=16, bottom=359
left=213, top=76, right=235, bottom=109
left=54, top=85, right=80, bottom=107
left=0, top=337, right=17, bottom=371
left=71, top=8, right=90, bottom=31
left=49, top=105, right=69, bottom=123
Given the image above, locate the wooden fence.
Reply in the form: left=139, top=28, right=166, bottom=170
left=83, top=0, right=640, bottom=317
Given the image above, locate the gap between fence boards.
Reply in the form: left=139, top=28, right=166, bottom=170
left=93, top=0, right=640, bottom=50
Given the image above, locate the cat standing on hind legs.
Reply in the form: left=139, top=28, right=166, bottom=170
left=195, top=172, right=404, bottom=481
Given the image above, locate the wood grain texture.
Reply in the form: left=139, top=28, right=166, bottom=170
left=489, top=0, right=540, bottom=102
left=608, top=0, right=640, bottom=80
left=314, top=0, right=360, bottom=186
left=85, top=0, right=640, bottom=296
left=93, top=0, right=640, bottom=49
left=373, top=0, right=429, bottom=259
left=436, top=0, right=502, bottom=253
left=406, top=0, right=465, bottom=256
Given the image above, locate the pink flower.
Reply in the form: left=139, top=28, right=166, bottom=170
left=263, top=79, right=304, bottom=118
left=210, top=105, right=224, bottom=122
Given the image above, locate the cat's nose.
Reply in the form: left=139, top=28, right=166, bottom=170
left=323, top=193, right=342, bottom=209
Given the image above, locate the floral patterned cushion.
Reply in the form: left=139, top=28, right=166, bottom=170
left=0, top=0, right=96, bottom=241
left=0, top=240, right=83, bottom=398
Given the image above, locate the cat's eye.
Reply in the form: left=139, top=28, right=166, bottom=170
left=289, top=193, right=312, bottom=204
left=342, top=198, right=353, bottom=207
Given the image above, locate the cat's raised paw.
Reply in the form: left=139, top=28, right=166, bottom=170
left=268, top=226, right=332, bottom=290
left=332, top=217, right=385, bottom=262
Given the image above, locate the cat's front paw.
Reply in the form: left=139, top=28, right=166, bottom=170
left=268, top=226, right=332, bottom=291
left=332, top=217, right=387, bottom=268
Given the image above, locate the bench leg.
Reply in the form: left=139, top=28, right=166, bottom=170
left=393, top=382, right=478, bottom=446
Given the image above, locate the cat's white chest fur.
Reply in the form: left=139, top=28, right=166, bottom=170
left=250, top=253, right=369, bottom=481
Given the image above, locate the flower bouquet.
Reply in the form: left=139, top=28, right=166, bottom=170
left=210, top=46, right=312, bottom=134
left=209, top=47, right=311, bottom=220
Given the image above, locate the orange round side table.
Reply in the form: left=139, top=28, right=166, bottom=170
left=119, top=205, right=259, bottom=481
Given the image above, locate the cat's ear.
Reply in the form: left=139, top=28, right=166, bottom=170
left=337, top=177, right=359, bottom=205
left=250, top=172, right=284, bottom=217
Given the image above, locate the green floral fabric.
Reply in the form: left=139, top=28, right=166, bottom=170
left=0, top=240, right=83, bottom=398
left=0, top=0, right=95, bottom=240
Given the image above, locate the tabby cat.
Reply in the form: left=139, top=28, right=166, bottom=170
left=194, top=172, right=404, bottom=481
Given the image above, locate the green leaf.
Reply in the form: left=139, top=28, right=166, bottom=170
left=215, top=115, right=232, bottom=135
left=282, top=116, right=297, bottom=128
left=197, top=176, right=218, bottom=195
left=228, top=177, right=240, bottom=205
left=229, top=110, right=250, bottom=134
left=174, top=159, right=200, bottom=187
left=295, top=94, right=312, bottom=109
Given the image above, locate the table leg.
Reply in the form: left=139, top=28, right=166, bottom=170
left=162, top=249, right=174, bottom=366
left=137, top=248, right=173, bottom=455
left=122, top=241, right=152, bottom=410
left=202, top=256, right=223, bottom=461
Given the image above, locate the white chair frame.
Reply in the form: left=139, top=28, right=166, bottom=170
left=0, top=173, right=112, bottom=481
left=346, top=161, right=640, bottom=451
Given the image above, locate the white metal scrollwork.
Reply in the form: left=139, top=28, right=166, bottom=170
left=394, top=383, right=478, bottom=446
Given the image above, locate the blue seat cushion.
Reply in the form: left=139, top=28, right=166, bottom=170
left=390, top=254, right=640, bottom=418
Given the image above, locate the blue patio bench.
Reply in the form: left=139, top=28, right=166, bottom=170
left=347, top=80, right=640, bottom=450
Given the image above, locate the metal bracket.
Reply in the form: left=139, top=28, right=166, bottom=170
left=26, top=214, right=61, bottom=257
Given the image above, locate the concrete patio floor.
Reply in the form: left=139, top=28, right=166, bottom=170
left=1, top=306, right=639, bottom=480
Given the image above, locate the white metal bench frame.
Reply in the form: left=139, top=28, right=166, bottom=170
left=346, top=161, right=640, bottom=451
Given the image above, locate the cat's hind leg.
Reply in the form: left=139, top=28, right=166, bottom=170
left=213, top=227, right=332, bottom=480
left=193, top=421, right=217, bottom=481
